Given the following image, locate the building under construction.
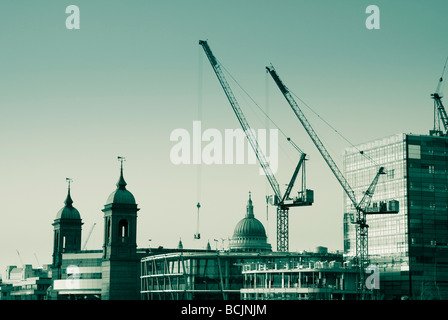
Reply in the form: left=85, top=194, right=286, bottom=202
left=241, top=260, right=358, bottom=300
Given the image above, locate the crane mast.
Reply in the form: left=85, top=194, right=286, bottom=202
left=266, top=65, right=398, bottom=298
left=200, top=41, right=313, bottom=252
left=432, top=94, right=448, bottom=134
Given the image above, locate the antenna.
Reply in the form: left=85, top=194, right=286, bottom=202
left=194, top=202, right=201, bottom=239
left=213, top=239, right=219, bottom=251
left=265, top=195, right=270, bottom=242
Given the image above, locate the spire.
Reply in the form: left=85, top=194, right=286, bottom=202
left=117, top=156, right=127, bottom=190
left=246, top=191, right=254, bottom=218
left=65, top=178, right=73, bottom=208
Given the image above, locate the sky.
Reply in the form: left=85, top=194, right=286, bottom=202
left=1, top=0, right=448, bottom=276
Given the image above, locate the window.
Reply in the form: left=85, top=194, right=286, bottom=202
left=408, top=145, right=421, bottom=159
left=119, top=219, right=128, bottom=238
left=387, top=169, right=395, bottom=180
left=107, top=219, right=111, bottom=243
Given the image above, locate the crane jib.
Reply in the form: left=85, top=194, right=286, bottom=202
left=199, top=40, right=218, bottom=67
left=267, top=66, right=358, bottom=208
left=199, top=41, right=315, bottom=253
left=199, top=40, right=282, bottom=200
left=266, top=67, right=288, bottom=95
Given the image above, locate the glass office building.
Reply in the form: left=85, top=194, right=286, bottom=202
left=343, top=133, right=448, bottom=299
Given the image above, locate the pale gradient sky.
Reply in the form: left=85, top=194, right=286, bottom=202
left=1, top=0, right=448, bottom=276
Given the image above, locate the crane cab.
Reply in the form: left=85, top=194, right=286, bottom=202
left=292, top=189, right=314, bottom=206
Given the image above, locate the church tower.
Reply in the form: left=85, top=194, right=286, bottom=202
left=52, top=179, right=83, bottom=277
left=101, top=157, right=140, bottom=300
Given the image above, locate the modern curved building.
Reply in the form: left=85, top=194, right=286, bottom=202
left=140, top=193, right=348, bottom=300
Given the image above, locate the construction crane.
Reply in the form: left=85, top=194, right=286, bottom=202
left=16, top=249, right=24, bottom=267
left=82, top=223, right=96, bottom=250
left=199, top=40, right=313, bottom=252
left=266, top=65, right=399, bottom=298
left=430, top=56, right=448, bottom=136
left=34, top=253, right=42, bottom=268
left=194, top=202, right=201, bottom=239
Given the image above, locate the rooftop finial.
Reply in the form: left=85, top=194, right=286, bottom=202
left=117, top=156, right=127, bottom=190
left=65, top=178, right=73, bottom=207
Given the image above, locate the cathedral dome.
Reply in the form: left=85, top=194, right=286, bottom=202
left=55, top=183, right=81, bottom=220
left=106, top=158, right=136, bottom=205
left=233, top=216, right=267, bottom=238
left=229, top=192, right=271, bottom=252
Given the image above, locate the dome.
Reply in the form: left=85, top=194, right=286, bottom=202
left=55, top=185, right=81, bottom=220
left=233, top=217, right=267, bottom=238
left=229, top=192, right=271, bottom=252
left=106, top=159, right=136, bottom=205
left=56, top=206, right=81, bottom=220
left=106, top=188, right=136, bottom=205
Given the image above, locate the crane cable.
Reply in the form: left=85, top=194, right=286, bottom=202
left=214, top=57, right=383, bottom=172
left=265, top=71, right=270, bottom=242
left=288, top=89, right=381, bottom=168
left=218, top=61, right=304, bottom=154
left=197, top=46, right=203, bottom=202
left=219, top=59, right=378, bottom=169
left=196, top=46, right=203, bottom=239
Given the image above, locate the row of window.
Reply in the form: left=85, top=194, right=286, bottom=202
left=61, top=272, right=102, bottom=280
left=62, top=259, right=102, bottom=268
